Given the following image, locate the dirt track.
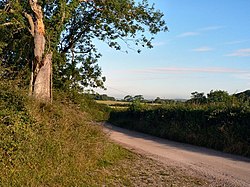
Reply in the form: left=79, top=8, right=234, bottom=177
left=103, top=123, right=250, bottom=187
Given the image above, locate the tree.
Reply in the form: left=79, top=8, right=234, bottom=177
left=95, top=94, right=115, bottom=101
left=0, top=0, right=167, bottom=102
left=154, top=97, right=162, bottom=103
left=207, top=90, right=230, bottom=103
left=133, top=95, right=144, bottom=102
left=189, top=91, right=206, bottom=104
left=234, top=90, right=250, bottom=102
left=124, top=95, right=133, bottom=102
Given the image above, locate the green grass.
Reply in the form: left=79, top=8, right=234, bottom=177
left=0, top=81, right=207, bottom=186
left=0, top=82, right=132, bottom=186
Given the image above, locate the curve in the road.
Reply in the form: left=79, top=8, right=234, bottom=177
left=103, top=123, right=250, bottom=187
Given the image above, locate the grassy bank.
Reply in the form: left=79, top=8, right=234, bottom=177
left=109, top=102, right=250, bottom=157
left=0, top=82, right=207, bottom=186
left=0, top=82, right=126, bottom=185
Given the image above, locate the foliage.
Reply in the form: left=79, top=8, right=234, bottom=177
left=154, top=97, right=179, bottom=104
left=133, top=94, right=144, bottom=102
left=207, top=90, right=231, bottom=103
left=52, top=89, right=112, bottom=121
left=0, top=81, right=140, bottom=186
left=0, top=0, right=167, bottom=92
left=188, top=91, right=206, bottom=104
left=154, top=97, right=162, bottom=103
left=187, top=90, right=236, bottom=105
left=109, top=96, right=250, bottom=157
left=234, top=90, right=250, bottom=102
left=92, top=93, right=116, bottom=101
left=129, top=99, right=144, bottom=111
left=124, top=95, right=133, bottom=102
left=123, top=94, right=145, bottom=102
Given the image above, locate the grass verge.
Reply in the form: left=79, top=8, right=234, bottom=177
left=0, top=82, right=206, bottom=186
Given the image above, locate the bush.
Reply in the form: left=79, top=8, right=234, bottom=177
left=109, top=103, right=250, bottom=157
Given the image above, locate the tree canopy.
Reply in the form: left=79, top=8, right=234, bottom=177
left=207, top=90, right=230, bottom=103
left=0, top=0, right=167, bottom=100
left=189, top=91, right=206, bottom=104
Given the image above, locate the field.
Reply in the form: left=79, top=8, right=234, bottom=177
left=96, top=100, right=161, bottom=110
left=96, top=100, right=131, bottom=109
left=96, top=100, right=130, bottom=105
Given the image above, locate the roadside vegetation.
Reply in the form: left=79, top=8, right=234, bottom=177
left=109, top=90, right=250, bottom=157
left=0, top=80, right=207, bottom=186
left=0, top=80, right=117, bottom=186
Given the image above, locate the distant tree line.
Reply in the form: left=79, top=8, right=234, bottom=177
left=187, top=90, right=250, bottom=105
left=123, top=95, right=144, bottom=102
left=93, top=89, right=250, bottom=106
left=91, top=94, right=116, bottom=101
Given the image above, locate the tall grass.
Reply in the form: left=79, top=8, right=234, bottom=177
left=0, top=81, right=132, bottom=186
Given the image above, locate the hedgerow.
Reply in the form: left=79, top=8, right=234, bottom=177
left=109, top=102, right=250, bottom=157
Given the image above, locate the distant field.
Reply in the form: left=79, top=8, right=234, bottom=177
left=96, top=100, right=162, bottom=109
left=96, top=100, right=130, bottom=105
left=95, top=100, right=130, bottom=109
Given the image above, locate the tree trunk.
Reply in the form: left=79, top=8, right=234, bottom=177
left=29, top=0, right=52, bottom=102
left=33, top=53, right=52, bottom=101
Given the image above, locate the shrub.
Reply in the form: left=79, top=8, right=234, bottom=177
left=109, top=103, right=250, bottom=157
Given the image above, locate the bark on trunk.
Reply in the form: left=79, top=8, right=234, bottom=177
left=28, top=0, right=52, bottom=102
left=33, top=53, right=52, bottom=101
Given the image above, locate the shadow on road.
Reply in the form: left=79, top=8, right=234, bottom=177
left=102, top=122, right=250, bottom=163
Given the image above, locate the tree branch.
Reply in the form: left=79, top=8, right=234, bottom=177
left=24, top=12, right=35, bottom=36
left=0, top=22, right=14, bottom=27
left=60, top=27, right=90, bottom=53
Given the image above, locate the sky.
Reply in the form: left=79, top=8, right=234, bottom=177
left=94, top=0, right=250, bottom=100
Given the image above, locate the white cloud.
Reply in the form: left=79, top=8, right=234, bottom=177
left=177, top=32, right=200, bottom=38
left=198, top=26, right=225, bottom=31
left=226, top=48, right=250, bottom=57
left=134, top=67, right=248, bottom=74
left=192, top=46, right=214, bottom=52
left=177, top=25, right=224, bottom=38
left=224, top=40, right=250, bottom=45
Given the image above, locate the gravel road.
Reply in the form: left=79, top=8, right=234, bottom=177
left=102, top=123, right=250, bottom=187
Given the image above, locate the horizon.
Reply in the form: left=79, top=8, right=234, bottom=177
left=93, top=89, right=249, bottom=101
left=94, top=0, right=250, bottom=100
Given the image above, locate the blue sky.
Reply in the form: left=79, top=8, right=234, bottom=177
left=94, top=0, right=250, bottom=99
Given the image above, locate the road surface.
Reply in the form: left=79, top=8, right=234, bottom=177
left=102, top=123, right=250, bottom=187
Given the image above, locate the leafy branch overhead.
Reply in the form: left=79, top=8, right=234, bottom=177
left=0, top=0, right=167, bottom=98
